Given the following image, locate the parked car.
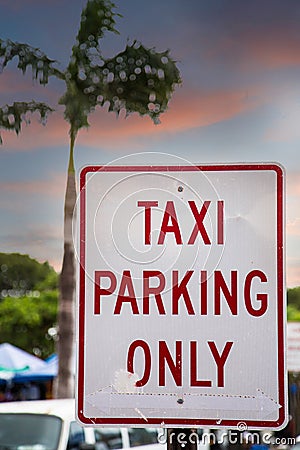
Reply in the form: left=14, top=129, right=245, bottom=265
left=0, top=398, right=162, bottom=450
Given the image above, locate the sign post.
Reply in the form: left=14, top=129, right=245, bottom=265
left=76, top=163, right=287, bottom=430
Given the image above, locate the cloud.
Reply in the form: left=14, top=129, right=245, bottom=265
left=200, top=1, right=300, bottom=72
left=287, top=258, right=300, bottom=288
left=287, top=173, right=300, bottom=237
left=0, top=172, right=65, bottom=197
left=0, top=67, right=61, bottom=98
left=245, top=33, right=300, bottom=70
left=287, top=172, right=300, bottom=197
left=0, top=112, right=69, bottom=150
left=287, top=219, right=300, bottom=237
left=286, top=174, right=300, bottom=262
left=0, top=225, right=63, bottom=272
left=217, top=30, right=300, bottom=72
left=0, top=71, right=33, bottom=96
left=1, top=86, right=263, bottom=151
left=75, top=87, right=263, bottom=148
left=264, top=101, right=300, bottom=143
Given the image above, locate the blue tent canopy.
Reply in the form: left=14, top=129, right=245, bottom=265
left=14, top=354, right=58, bottom=382
left=0, top=343, right=57, bottom=383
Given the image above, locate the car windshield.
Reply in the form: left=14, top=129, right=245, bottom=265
left=0, top=413, right=62, bottom=450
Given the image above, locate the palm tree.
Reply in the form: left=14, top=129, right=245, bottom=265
left=0, top=40, right=62, bottom=144
left=0, top=0, right=181, bottom=398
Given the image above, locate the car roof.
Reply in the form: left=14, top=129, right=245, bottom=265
left=0, top=398, right=75, bottom=421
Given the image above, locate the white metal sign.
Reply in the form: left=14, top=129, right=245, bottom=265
left=76, top=164, right=286, bottom=429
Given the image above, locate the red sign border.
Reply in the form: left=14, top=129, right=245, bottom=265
left=77, top=163, right=286, bottom=429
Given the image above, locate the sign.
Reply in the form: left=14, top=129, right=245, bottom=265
left=76, top=163, right=287, bottom=429
left=287, top=322, right=300, bottom=372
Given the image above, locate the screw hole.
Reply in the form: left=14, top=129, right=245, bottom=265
left=178, top=186, right=183, bottom=192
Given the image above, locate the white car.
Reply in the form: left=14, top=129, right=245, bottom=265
left=0, top=398, right=163, bottom=450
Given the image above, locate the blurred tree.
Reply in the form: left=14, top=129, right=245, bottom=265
left=0, top=291, right=58, bottom=358
left=35, top=270, right=58, bottom=292
left=287, top=287, right=300, bottom=311
left=0, top=253, right=58, bottom=356
left=0, top=253, right=57, bottom=295
left=1, top=0, right=181, bottom=397
left=287, top=304, right=300, bottom=322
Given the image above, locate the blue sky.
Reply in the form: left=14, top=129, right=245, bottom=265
left=0, top=0, right=300, bottom=287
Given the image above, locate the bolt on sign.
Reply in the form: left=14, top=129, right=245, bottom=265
left=76, top=163, right=287, bottom=430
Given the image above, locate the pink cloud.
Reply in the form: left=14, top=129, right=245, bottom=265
left=287, top=259, right=300, bottom=288
left=0, top=111, right=69, bottom=150
left=287, top=219, right=300, bottom=237
left=0, top=172, right=65, bottom=197
left=287, top=172, right=300, bottom=197
left=245, top=29, right=300, bottom=69
left=76, top=87, right=262, bottom=148
left=0, top=224, right=63, bottom=272
left=0, top=71, right=32, bottom=96
left=286, top=174, right=300, bottom=246
left=1, top=86, right=262, bottom=150
left=0, top=68, right=60, bottom=98
left=205, top=25, right=300, bottom=72
left=49, top=257, right=62, bottom=273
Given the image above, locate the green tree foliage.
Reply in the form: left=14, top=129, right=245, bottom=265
left=35, top=270, right=58, bottom=292
left=0, top=253, right=58, bottom=295
left=287, top=287, right=300, bottom=322
left=287, top=286, right=300, bottom=310
left=287, top=304, right=300, bottom=322
left=0, top=291, right=58, bottom=358
left=0, top=253, right=58, bottom=357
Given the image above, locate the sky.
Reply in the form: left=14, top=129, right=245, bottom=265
left=0, top=0, right=299, bottom=288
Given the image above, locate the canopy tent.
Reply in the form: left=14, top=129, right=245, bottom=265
left=0, top=343, right=52, bottom=383
left=13, top=353, right=58, bottom=383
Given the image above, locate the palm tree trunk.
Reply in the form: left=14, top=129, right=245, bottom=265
left=54, top=131, right=77, bottom=398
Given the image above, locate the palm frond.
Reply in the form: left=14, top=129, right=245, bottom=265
left=0, top=38, right=63, bottom=84
left=0, top=101, right=54, bottom=144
